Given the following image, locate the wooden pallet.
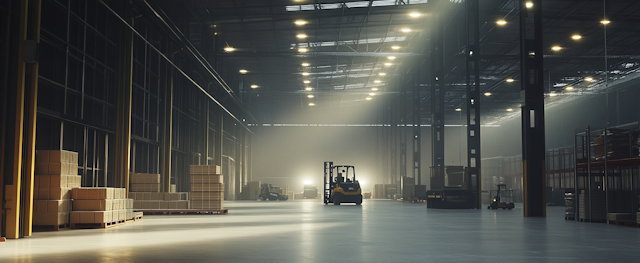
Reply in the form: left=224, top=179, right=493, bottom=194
left=71, top=219, right=126, bottom=229
left=608, top=220, right=639, bottom=227
left=33, top=223, right=70, bottom=231
left=578, top=218, right=606, bottom=223
left=135, top=209, right=228, bottom=215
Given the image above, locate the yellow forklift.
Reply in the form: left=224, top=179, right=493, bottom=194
left=323, top=162, right=362, bottom=205
left=487, top=183, right=515, bottom=210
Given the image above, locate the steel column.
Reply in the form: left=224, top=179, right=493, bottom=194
left=214, top=112, right=224, bottom=168
left=114, top=0, right=134, bottom=193
left=161, top=41, right=174, bottom=193
left=520, top=0, right=546, bottom=217
left=412, top=70, right=421, bottom=185
left=466, top=0, right=481, bottom=209
left=430, top=13, right=445, bottom=190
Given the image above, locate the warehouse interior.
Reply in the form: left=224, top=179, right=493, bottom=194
left=2, top=0, right=640, bottom=261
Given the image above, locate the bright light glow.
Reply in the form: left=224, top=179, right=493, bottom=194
left=303, top=180, right=312, bottom=185
left=572, top=34, right=582, bottom=40
left=455, top=108, right=462, bottom=112
left=549, top=92, right=558, bottom=97
left=239, top=69, right=248, bottom=74
left=305, top=87, right=313, bottom=91
left=379, top=72, right=386, bottom=76
left=369, top=93, right=376, bottom=96
left=601, top=19, right=611, bottom=25
left=387, top=56, right=396, bottom=60
left=374, top=80, right=381, bottom=83
left=308, top=102, right=315, bottom=106
left=551, top=46, right=562, bottom=51
left=391, top=46, right=400, bottom=50
left=496, top=20, right=507, bottom=26
left=371, top=88, right=379, bottom=91
left=384, top=63, right=392, bottom=66
left=296, top=34, right=307, bottom=39
left=298, top=48, right=308, bottom=53
left=302, top=72, right=310, bottom=76
left=565, top=86, right=574, bottom=91
left=303, top=80, right=311, bottom=84
left=294, top=20, right=308, bottom=26
left=365, top=97, right=372, bottom=101
left=301, top=62, right=310, bottom=67
left=401, top=28, right=411, bottom=33
left=525, top=2, right=533, bottom=8
left=506, top=108, right=513, bottom=112
left=484, top=92, right=492, bottom=96
left=585, top=77, right=593, bottom=82
left=250, top=85, right=258, bottom=89
left=506, top=78, right=515, bottom=83
left=307, top=94, right=314, bottom=98
left=409, top=12, right=421, bottom=18
left=224, top=47, right=235, bottom=52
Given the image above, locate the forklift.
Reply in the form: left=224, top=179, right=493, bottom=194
left=487, top=183, right=515, bottom=210
left=259, top=183, right=288, bottom=201
left=323, top=162, right=362, bottom=205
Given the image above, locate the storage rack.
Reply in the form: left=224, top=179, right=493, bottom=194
left=573, top=123, right=640, bottom=222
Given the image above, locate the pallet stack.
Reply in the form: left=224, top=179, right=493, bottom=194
left=579, top=190, right=606, bottom=221
left=130, top=192, right=189, bottom=209
left=189, top=165, right=224, bottom=210
left=32, top=150, right=82, bottom=229
left=70, top=187, right=134, bottom=227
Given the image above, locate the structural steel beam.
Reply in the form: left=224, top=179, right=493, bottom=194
left=466, top=0, right=481, bottom=209
left=520, top=0, right=546, bottom=217
left=412, top=69, right=421, bottom=185
left=430, top=13, right=445, bottom=191
left=161, top=41, right=173, bottom=193
left=114, top=0, right=134, bottom=194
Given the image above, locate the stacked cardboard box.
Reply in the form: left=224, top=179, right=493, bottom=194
left=130, top=173, right=161, bottom=192
left=189, top=165, right=224, bottom=209
left=130, top=192, right=189, bottom=209
left=239, top=181, right=260, bottom=200
left=579, top=190, right=606, bottom=221
left=70, top=188, right=133, bottom=225
left=33, top=150, right=82, bottom=227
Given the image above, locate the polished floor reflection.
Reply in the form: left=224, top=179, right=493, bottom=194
left=2, top=200, right=640, bottom=262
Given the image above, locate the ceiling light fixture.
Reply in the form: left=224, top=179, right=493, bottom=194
left=506, top=108, right=513, bottom=112
left=250, top=85, right=258, bottom=89
left=496, top=20, right=507, bottom=26
left=401, top=28, right=411, bottom=33
left=307, top=94, right=314, bottom=98
left=369, top=93, right=376, bottom=96
left=366, top=97, right=372, bottom=101
left=303, top=80, right=311, bottom=84
left=409, top=12, right=421, bottom=18
left=372, top=88, right=379, bottom=91
left=298, top=47, right=308, bottom=53
left=565, top=86, right=574, bottom=91
left=384, top=63, right=392, bottom=66
left=391, top=46, right=400, bottom=50
left=601, top=19, right=611, bottom=25
left=309, top=102, right=315, bottom=106
left=551, top=46, right=562, bottom=51
left=455, top=108, right=462, bottom=112
left=585, top=77, right=593, bottom=82
left=387, top=56, right=396, bottom=60
left=484, top=92, right=492, bottom=96
left=239, top=69, right=248, bottom=74
left=224, top=47, right=235, bottom=52
left=525, top=2, right=533, bottom=8
left=296, top=34, right=307, bottom=39
left=305, top=87, right=313, bottom=91
left=379, top=72, right=386, bottom=76
left=301, top=62, right=310, bottom=67
left=374, top=80, right=381, bottom=83
left=302, top=72, right=310, bottom=76
left=506, top=78, right=515, bottom=83
left=571, top=34, right=582, bottom=40
left=294, top=20, right=308, bottom=26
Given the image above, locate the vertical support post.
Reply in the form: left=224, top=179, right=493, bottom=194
left=214, top=111, right=224, bottom=169
left=235, top=127, right=242, bottom=199
left=520, top=0, right=546, bottom=217
left=160, top=41, right=173, bottom=193
left=390, top=98, right=397, bottom=185
left=466, top=0, right=482, bottom=209
left=430, top=13, right=445, bottom=190
left=412, top=70, right=421, bottom=185
left=114, top=0, right=134, bottom=194
left=22, top=0, right=41, bottom=237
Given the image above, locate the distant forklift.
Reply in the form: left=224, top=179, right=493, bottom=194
left=259, top=183, right=288, bottom=201
left=487, top=183, right=514, bottom=210
left=323, top=162, right=362, bottom=205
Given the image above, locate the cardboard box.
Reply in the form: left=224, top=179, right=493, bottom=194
left=190, top=200, right=223, bottom=209
left=189, top=191, right=224, bottom=201
left=72, top=187, right=114, bottom=200
left=48, top=163, right=69, bottom=175
left=190, top=174, right=224, bottom=184
left=130, top=173, right=161, bottom=184
left=130, top=183, right=160, bottom=192
left=44, top=187, right=72, bottom=200
left=33, top=212, right=70, bottom=225
left=73, top=199, right=113, bottom=211
left=189, top=165, right=221, bottom=175
left=190, top=183, right=224, bottom=192
left=168, top=200, right=189, bottom=209
left=35, top=200, right=72, bottom=213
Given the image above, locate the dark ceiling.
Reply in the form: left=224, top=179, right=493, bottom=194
left=155, top=0, right=640, bottom=125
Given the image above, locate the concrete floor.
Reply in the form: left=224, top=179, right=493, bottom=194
left=2, top=200, right=640, bottom=262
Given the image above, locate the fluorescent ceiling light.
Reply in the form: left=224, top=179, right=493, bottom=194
left=224, top=47, right=235, bottom=52
left=484, top=92, right=492, bottom=96
left=295, top=36, right=406, bottom=48
left=294, top=20, right=307, bottom=25
left=601, top=19, right=610, bottom=25
left=571, top=34, right=582, bottom=40
left=565, top=86, right=574, bottom=91
left=301, top=63, right=310, bottom=67
left=307, top=94, right=314, bottom=98
left=303, top=80, right=311, bottom=84
left=305, top=87, right=313, bottom=91
left=525, top=2, right=533, bottom=8
left=286, top=0, right=429, bottom=12
left=506, top=108, right=513, bottom=112
left=239, top=69, right=248, bottom=74
left=296, top=34, right=307, bottom=39
left=365, top=97, right=372, bottom=101
left=379, top=72, right=386, bottom=76
left=250, top=84, right=258, bottom=88
left=384, top=63, right=392, bottom=66
left=391, top=46, right=400, bottom=50
left=298, top=47, right=308, bottom=53
left=409, top=12, right=421, bottom=18
left=302, top=72, right=310, bottom=76
left=372, top=88, right=379, bottom=91
left=309, top=102, right=315, bottom=106
left=551, top=46, right=562, bottom=51
left=455, top=108, right=462, bottom=112
left=401, top=28, right=411, bottom=33
left=506, top=78, right=515, bottom=83
left=496, top=20, right=507, bottom=26
left=387, top=56, right=396, bottom=60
